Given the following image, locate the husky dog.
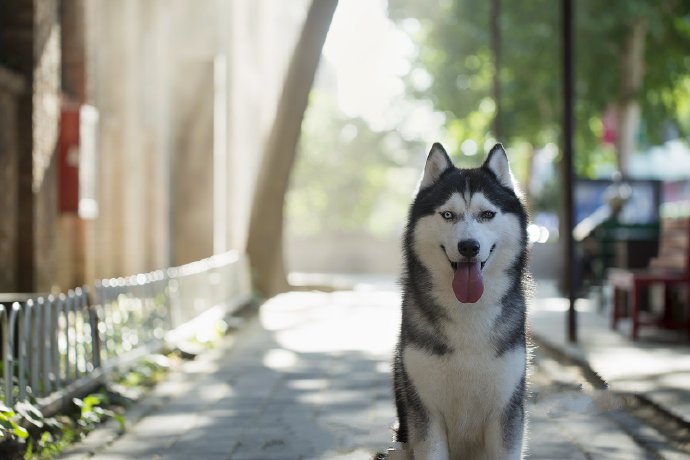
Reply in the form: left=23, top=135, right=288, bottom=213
left=392, top=143, right=529, bottom=460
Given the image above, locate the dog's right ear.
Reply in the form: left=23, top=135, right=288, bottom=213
left=420, top=143, right=453, bottom=189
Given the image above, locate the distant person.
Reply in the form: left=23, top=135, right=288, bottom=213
left=604, top=171, right=632, bottom=221
left=577, top=171, right=632, bottom=290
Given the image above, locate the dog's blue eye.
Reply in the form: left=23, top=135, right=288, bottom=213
left=480, top=210, right=496, bottom=220
left=440, top=211, right=454, bottom=221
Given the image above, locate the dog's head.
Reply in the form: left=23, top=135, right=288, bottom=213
left=406, top=143, right=528, bottom=304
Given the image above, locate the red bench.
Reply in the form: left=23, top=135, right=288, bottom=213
left=608, top=217, right=690, bottom=340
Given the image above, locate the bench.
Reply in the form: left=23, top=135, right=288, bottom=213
left=608, top=217, right=690, bottom=340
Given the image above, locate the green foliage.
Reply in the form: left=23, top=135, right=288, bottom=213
left=117, top=356, right=169, bottom=389
left=14, top=402, right=45, bottom=431
left=389, top=0, right=690, bottom=179
left=0, top=405, right=29, bottom=440
left=73, top=393, right=125, bottom=431
left=288, top=91, right=424, bottom=238
left=0, top=400, right=67, bottom=459
left=2, top=392, right=129, bottom=459
left=391, top=0, right=561, bottom=145
left=576, top=0, right=690, bottom=147
left=0, top=353, right=173, bottom=459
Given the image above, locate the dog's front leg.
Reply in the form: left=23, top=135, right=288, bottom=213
left=409, top=418, right=449, bottom=460
left=483, top=416, right=524, bottom=460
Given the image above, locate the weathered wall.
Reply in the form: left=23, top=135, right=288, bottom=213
left=170, top=60, right=214, bottom=265
left=54, top=0, right=87, bottom=290
left=0, top=0, right=312, bottom=289
left=0, top=69, right=24, bottom=290
left=83, top=0, right=309, bottom=279
left=33, top=2, right=61, bottom=293
left=0, top=0, right=61, bottom=292
left=60, top=0, right=86, bottom=102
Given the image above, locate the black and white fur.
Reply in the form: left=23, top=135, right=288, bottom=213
left=393, top=143, right=530, bottom=459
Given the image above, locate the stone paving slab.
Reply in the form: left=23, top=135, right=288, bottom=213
left=60, top=288, right=669, bottom=459
left=529, top=288, right=690, bottom=426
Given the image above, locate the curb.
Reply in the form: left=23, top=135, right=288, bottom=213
left=530, top=331, right=690, bottom=433
left=529, top=331, right=608, bottom=389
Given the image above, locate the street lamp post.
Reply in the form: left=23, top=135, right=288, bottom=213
left=562, top=0, right=577, bottom=343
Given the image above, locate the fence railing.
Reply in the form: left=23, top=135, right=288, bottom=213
left=0, top=250, right=252, bottom=415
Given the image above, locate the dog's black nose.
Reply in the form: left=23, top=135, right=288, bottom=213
left=458, top=239, right=480, bottom=258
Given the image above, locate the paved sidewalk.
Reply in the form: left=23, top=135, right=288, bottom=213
left=530, top=283, right=690, bottom=426
left=64, top=289, right=400, bottom=460
left=60, top=284, right=674, bottom=459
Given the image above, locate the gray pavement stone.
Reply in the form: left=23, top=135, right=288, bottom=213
left=60, top=287, right=683, bottom=459
left=529, top=283, right=690, bottom=427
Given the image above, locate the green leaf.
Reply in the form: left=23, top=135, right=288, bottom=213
left=15, top=400, right=44, bottom=428
left=43, top=415, right=63, bottom=430
left=82, top=394, right=102, bottom=410
left=113, top=413, right=126, bottom=431
left=11, top=421, right=28, bottom=439
left=40, top=430, right=53, bottom=445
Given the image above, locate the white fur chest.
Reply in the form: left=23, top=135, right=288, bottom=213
left=402, top=300, right=525, bottom=448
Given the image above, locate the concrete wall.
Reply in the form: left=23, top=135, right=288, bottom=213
left=82, top=0, right=309, bottom=280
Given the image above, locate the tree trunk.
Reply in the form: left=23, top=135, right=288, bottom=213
left=616, top=18, right=646, bottom=176
left=491, top=0, right=502, bottom=140
left=246, top=0, right=338, bottom=298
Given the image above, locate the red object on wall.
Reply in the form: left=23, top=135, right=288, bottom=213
left=58, top=101, right=81, bottom=213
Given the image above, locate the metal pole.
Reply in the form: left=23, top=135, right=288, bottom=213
left=562, top=0, right=577, bottom=342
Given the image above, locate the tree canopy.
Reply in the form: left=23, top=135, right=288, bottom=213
left=389, top=0, right=690, bottom=177
left=287, top=91, right=424, bottom=239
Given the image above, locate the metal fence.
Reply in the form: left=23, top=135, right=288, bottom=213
left=0, top=251, right=252, bottom=415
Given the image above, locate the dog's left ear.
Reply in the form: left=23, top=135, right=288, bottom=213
left=483, top=143, right=514, bottom=190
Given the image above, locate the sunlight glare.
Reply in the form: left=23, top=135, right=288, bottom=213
left=461, top=139, right=478, bottom=156
left=323, top=0, right=419, bottom=131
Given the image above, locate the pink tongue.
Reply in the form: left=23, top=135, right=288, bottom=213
left=452, top=261, right=484, bottom=303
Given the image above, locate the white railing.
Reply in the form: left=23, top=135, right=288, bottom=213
left=94, top=270, right=171, bottom=370
left=0, top=250, right=252, bottom=415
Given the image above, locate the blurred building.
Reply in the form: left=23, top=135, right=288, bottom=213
left=0, top=0, right=310, bottom=292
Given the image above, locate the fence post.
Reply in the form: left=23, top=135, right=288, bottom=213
left=27, top=299, right=41, bottom=397
left=42, top=296, right=54, bottom=395
left=17, top=302, right=28, bottom=402
left=57, top=293, right=69, bottom=385
left=89, top=286, right=102, bottom=370
left=0, top=305, right=10, bottom=405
